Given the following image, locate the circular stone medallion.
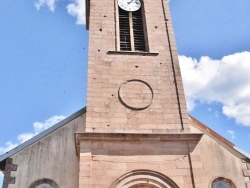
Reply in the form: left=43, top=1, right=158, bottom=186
left=118, top=79, right=153, bottom=110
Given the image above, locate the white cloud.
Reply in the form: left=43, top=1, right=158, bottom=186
left=67, top=0, right=86, bottom=25
left=0, top=142, right=18, bottom=154
left=227, top=130, right=235, bottom=140
left=34, top=0, right=58, bottom=12
left=34, top=0, right=86, bottom=25
left=0, top=115, right=65, bottom=155
left=34, top=115, right=65, bottom=134
left=17, top=133, right=36, bottom=143
left=215, top=111, right=219, bottom=118
left=179, top=51, right=250, bottom=126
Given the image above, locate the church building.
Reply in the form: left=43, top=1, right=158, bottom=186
left=1, top=0, right=250, bottom=187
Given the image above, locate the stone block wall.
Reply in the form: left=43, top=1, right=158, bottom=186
left=243, top=160, right=250, bottom=188
left=189, top=118, right=248, bottom=188
left=78, top=135, right=203, bottom=188
left=7, top=113, right=86, bottom=188
left=85, top=0, right=189, bottom=133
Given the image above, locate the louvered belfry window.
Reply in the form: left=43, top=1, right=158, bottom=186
left=118, top=7, right=146, bottom=52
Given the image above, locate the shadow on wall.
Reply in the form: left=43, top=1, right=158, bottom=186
left=81, top=140, right=199, bottom=156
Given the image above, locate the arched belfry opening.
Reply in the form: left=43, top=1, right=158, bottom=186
left=110, top=170, right=179, bottom=188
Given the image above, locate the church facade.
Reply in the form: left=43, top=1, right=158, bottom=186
left=1, top=0, right=250, bottom=187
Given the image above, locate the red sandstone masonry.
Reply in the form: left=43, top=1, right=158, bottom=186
left=81, top=0, right=197, bottom=187
left=79, top=139, right=201, bottom=188
left=85, top=0, right=189, bottom=133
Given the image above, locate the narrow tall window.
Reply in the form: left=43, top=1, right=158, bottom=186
left=118, top=7, right=147, bottom=52
left=119, top=8, right=131, bottom=51
left=132, top=8, right=146, bottom=51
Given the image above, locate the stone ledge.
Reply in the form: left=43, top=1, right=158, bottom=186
left=107, top=51, right=159, bottom=56
left=74, top=132, right=203, bottom=155
left=76, top=132, right=203, bottom=142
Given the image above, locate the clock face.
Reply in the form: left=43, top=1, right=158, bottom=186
left=118, top=0, right=141, bottom=12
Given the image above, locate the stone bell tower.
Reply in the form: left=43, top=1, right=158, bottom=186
left=75, top=0, right=202, bottom=187
left=84, top=0, right=190, bottom=133
left=1, top=1, right=249, bottom=188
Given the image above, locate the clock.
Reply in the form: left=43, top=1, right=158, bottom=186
left=118, top=0, right=141, bottom=12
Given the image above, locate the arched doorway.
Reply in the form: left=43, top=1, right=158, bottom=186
left=110, top=170, right=179, bottom=188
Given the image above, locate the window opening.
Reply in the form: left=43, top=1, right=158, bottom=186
left=28, top=179, right=59, bottom=188
left=118, top=7, right=147, bottom=52
left=119, top=8, right=131, bottom=51
left=36, top=184, right=53, bottom=188
left=132, top=8, right=146, bottom=51
left=211, top=177, right=236, bottom=188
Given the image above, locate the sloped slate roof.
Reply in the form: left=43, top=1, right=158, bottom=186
left=0, top=107, right=86, bottom=168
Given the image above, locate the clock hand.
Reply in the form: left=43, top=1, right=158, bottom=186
left=127, top=0, right=133, bottom=5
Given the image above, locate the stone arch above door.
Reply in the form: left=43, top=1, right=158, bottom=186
left=110, top=170, right=179, bottom=188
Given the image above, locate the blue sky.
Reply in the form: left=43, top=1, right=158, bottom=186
left=0, top=0, right=250, bottom=185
